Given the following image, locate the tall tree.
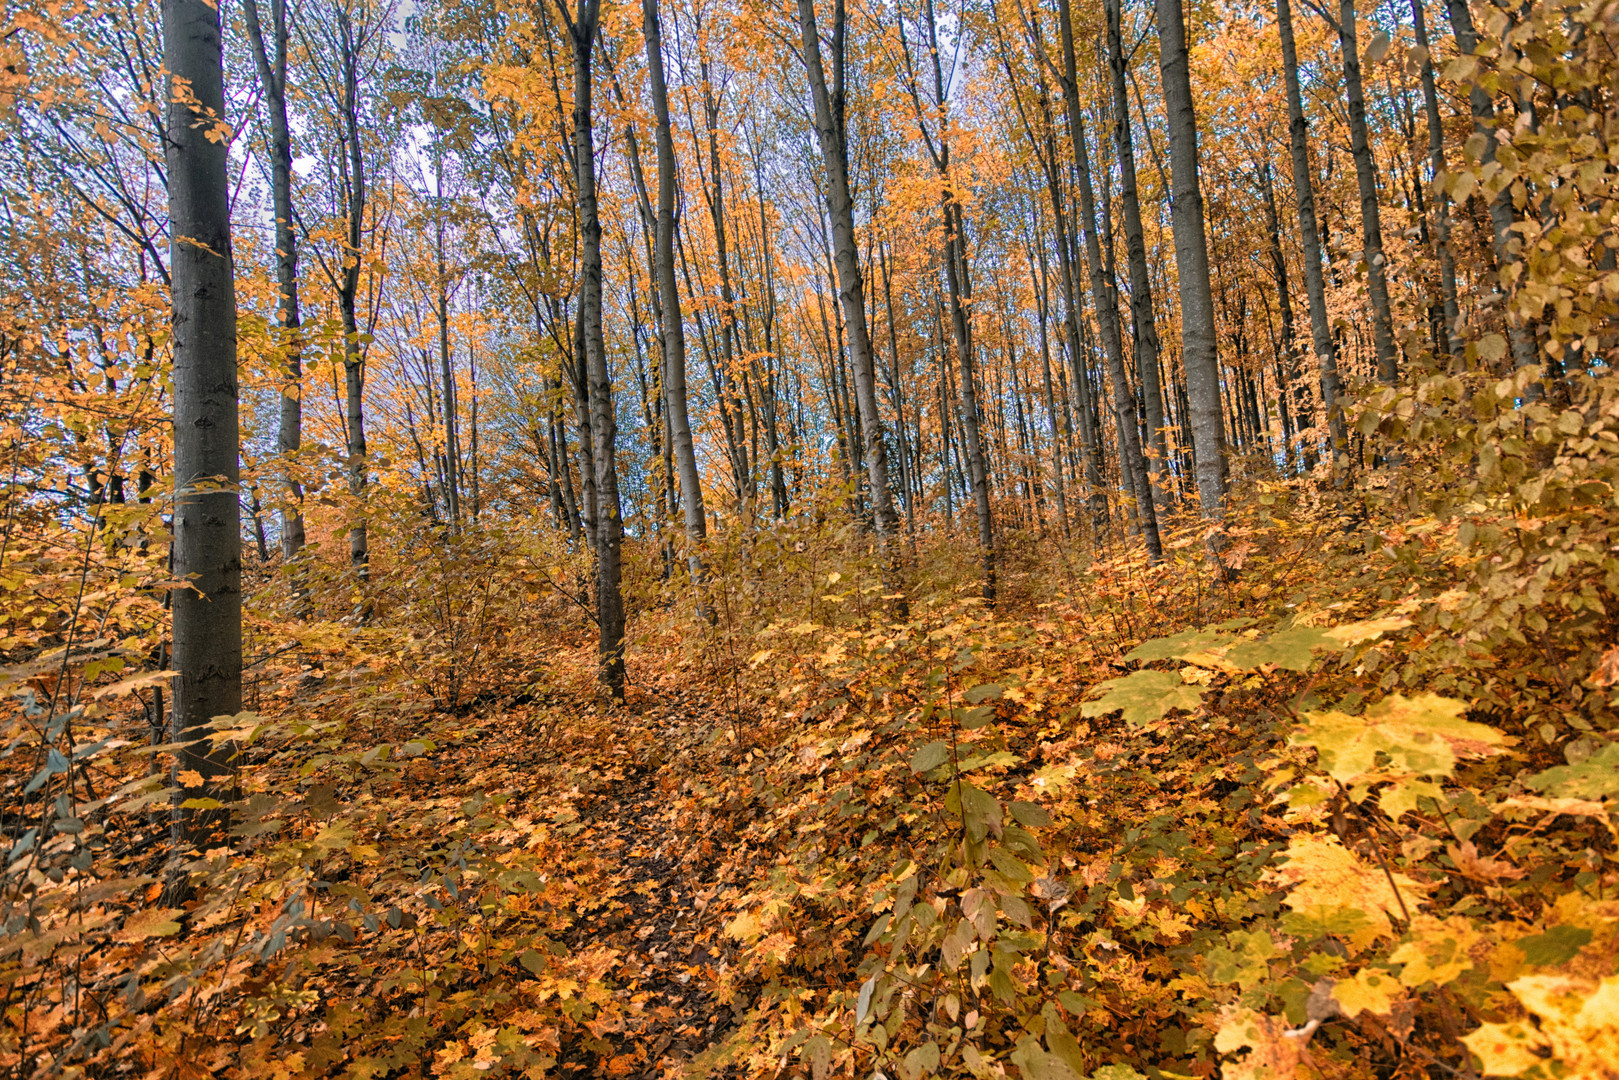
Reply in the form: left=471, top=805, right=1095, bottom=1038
left=163, top=0, right=240, bottom=836
left=1104, top=0, right=1170, bottom=510
left=1155, top=0, right=1226, bottom=516
left=643, top=0, right=710, bottom=604
left=1276, top=0, right=1345, bottom=456
left=242, top=0, right=307, bottom=580
left=1312, top=0, right=1399, bottom=383
left=797, top=0, right=907, bottom=612
left=553, top=0, right=625, bottom=697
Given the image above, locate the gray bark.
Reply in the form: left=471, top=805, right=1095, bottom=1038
left=242, top=0, right=306, bottom=573
left=164, top=0, right=240, bottom=838
left=1276, top=0, right=1346, bottom=454
left=797, top=0, right=907, bottom=612
left=1155, top=0, right=1227, bottom=517
left=1105, top=0, right=1171, bottom=511
left=1057, top=0, right=1161, bottom=561
left=643, top=0, right=709, bottom=602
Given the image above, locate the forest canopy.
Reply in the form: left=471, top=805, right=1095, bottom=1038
left=1, top=0, right=1617, bottom=1075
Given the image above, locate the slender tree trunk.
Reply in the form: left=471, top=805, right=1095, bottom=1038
left=164, top=0, right=240, bottom=840
left=797, top=0, right=906, bottom=614
left=1331, top=0, right=1400, bottom=383
left=335, top=7, right=369, bottom=581
left=1058, top=0, right=1160, bottom=560
left=563, top=0, right=625, bottom=698
left=1105, top=0, right=1170, bottom=511
left=1156, top=0, right=1226, bottom=517
left=643, top=0, right=709, bottom=607
left=1259, top=159, right=1317, bottom=468
left=1277, top=0, right=1346, bottom=459
left=242, top=0, right=305, bottom=582
left=1443, top=0, right=1536, bottom=372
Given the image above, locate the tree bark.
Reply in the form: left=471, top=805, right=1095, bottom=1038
left=1105, top=0, right=1171, bottom=512
left=164, top=0, right=240, bottom=840
left=1276, top=0, right=1346, bottom=459
left=241, top=0, right=306, bottom=580
left=797, top=0, right=907, bottom=614
left=1057, top=0, right=1161, bottom=561
left=643, top=0, right=710, bottom=608
left=1155, top=0, right=1226, bottom=517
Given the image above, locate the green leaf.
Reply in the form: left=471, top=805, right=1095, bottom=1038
left=910, top=740, right=950, bottom=774
left=1124, top=628, right=1236, bottom=664
left=1226, top=626, right=1338, bottom=672
left=1515, top=925, right=1592, bottom=966
left=1526, top=742, right=1619, bottom=799
left=519, top=948, right=545, bottom=975
left=1292, top=694, right=1509, bottom=782
left=959, top=783, right=1002, bottom=842
left=964, top=683, right=1005, bottom=703
left=1010, top=800, right=1052, bottom=828
left=1081, top=670, right=1207, bottom=725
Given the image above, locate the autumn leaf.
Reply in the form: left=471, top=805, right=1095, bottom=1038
left=1081, top=670, right=1206, bottom=726
left=115, top=908, right=183, bottom=943
left=1293, top=693, right=1510, bottom=782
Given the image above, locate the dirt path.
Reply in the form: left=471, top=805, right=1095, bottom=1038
left=545, top=689, right=747, bottom=1079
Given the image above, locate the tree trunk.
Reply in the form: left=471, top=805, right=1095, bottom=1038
left=797, top=0, right=907, bottom=614
left=1277, top=0, right=1346, bottom=457
left=1155, top=0, right=1226, bottom=518
left=241, top=0, right=305, bottom=581
left=1057, top=0, right=1160, bottom=560
left=643, top=0, right=710, bottom=607
left=1105, top=0, right=1171, bottom=511
left=164, top=0, right=240, bottom=841
left=564, top=0, right=625, bottom=698
left=1332, top=0, right=1400, bottom=384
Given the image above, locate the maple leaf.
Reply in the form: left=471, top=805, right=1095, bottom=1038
left=1589, top=646, right=1619, bottom=687
left=1293, top=693, right=1509, bottom=782
left=1266, top=835, right=1428, bottom=946
left=114, top=908, right=183, bottom=943
left=1081, top=670, right=1206, bottom=726
left=1332, top=969, right=1401, bottom=1017
left=1526, top=741, right=1619, bottom=799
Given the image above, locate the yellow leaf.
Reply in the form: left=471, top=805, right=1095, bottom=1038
left=177, top=769, right=204, bottom=788
left=1333, top=969, right=1401, bottom=1017
left=1266, top=835, right=1427, bottom=947
left=1390, top=916, right=1480, bottom=987
left=1461, top=1022, right=1546, bottom=1076
left=115, top=907, right=183, bottom=943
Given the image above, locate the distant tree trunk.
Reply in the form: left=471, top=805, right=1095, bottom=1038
left=1058, top=0, right=1160, bottom=561
left=434, top=150, right=462, bottom=528
left=1259, top=159, right=1317, bottom=469
left=1406, top=0, right=1462, bottom=359
left=334, top=6, right=370, bottom=581
left=1277, top=0, right=1346, bottom=457
left=1105, top=0, right=1170, bottom=512
left=560, top=0, right=625, bottom=698
left=797, top=0, right=907, bottom=615
left=1326, top=0, right=1399, bottom=384
left=1156, top=0, right=1226, bottom=518
left=1443, top=0, right=1536, bottom=372
left=164, top=0, right=240, bottom=840
left=242, top=0, right=306, bottom=582
left=643, top=0, right=710, bottom=607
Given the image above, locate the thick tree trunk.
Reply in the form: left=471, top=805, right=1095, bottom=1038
left=164, top=0, right=240, bottom=840
left=1277, top=0, right=1346, bottom=461
left=797, top=0, right=907, bottom=613
left=643, top=0, right=709, bottom=605
left=1156, top=0, right=1226, bottom=517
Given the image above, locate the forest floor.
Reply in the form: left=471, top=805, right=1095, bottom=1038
left=447, top=661, right=757, bottom=1079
